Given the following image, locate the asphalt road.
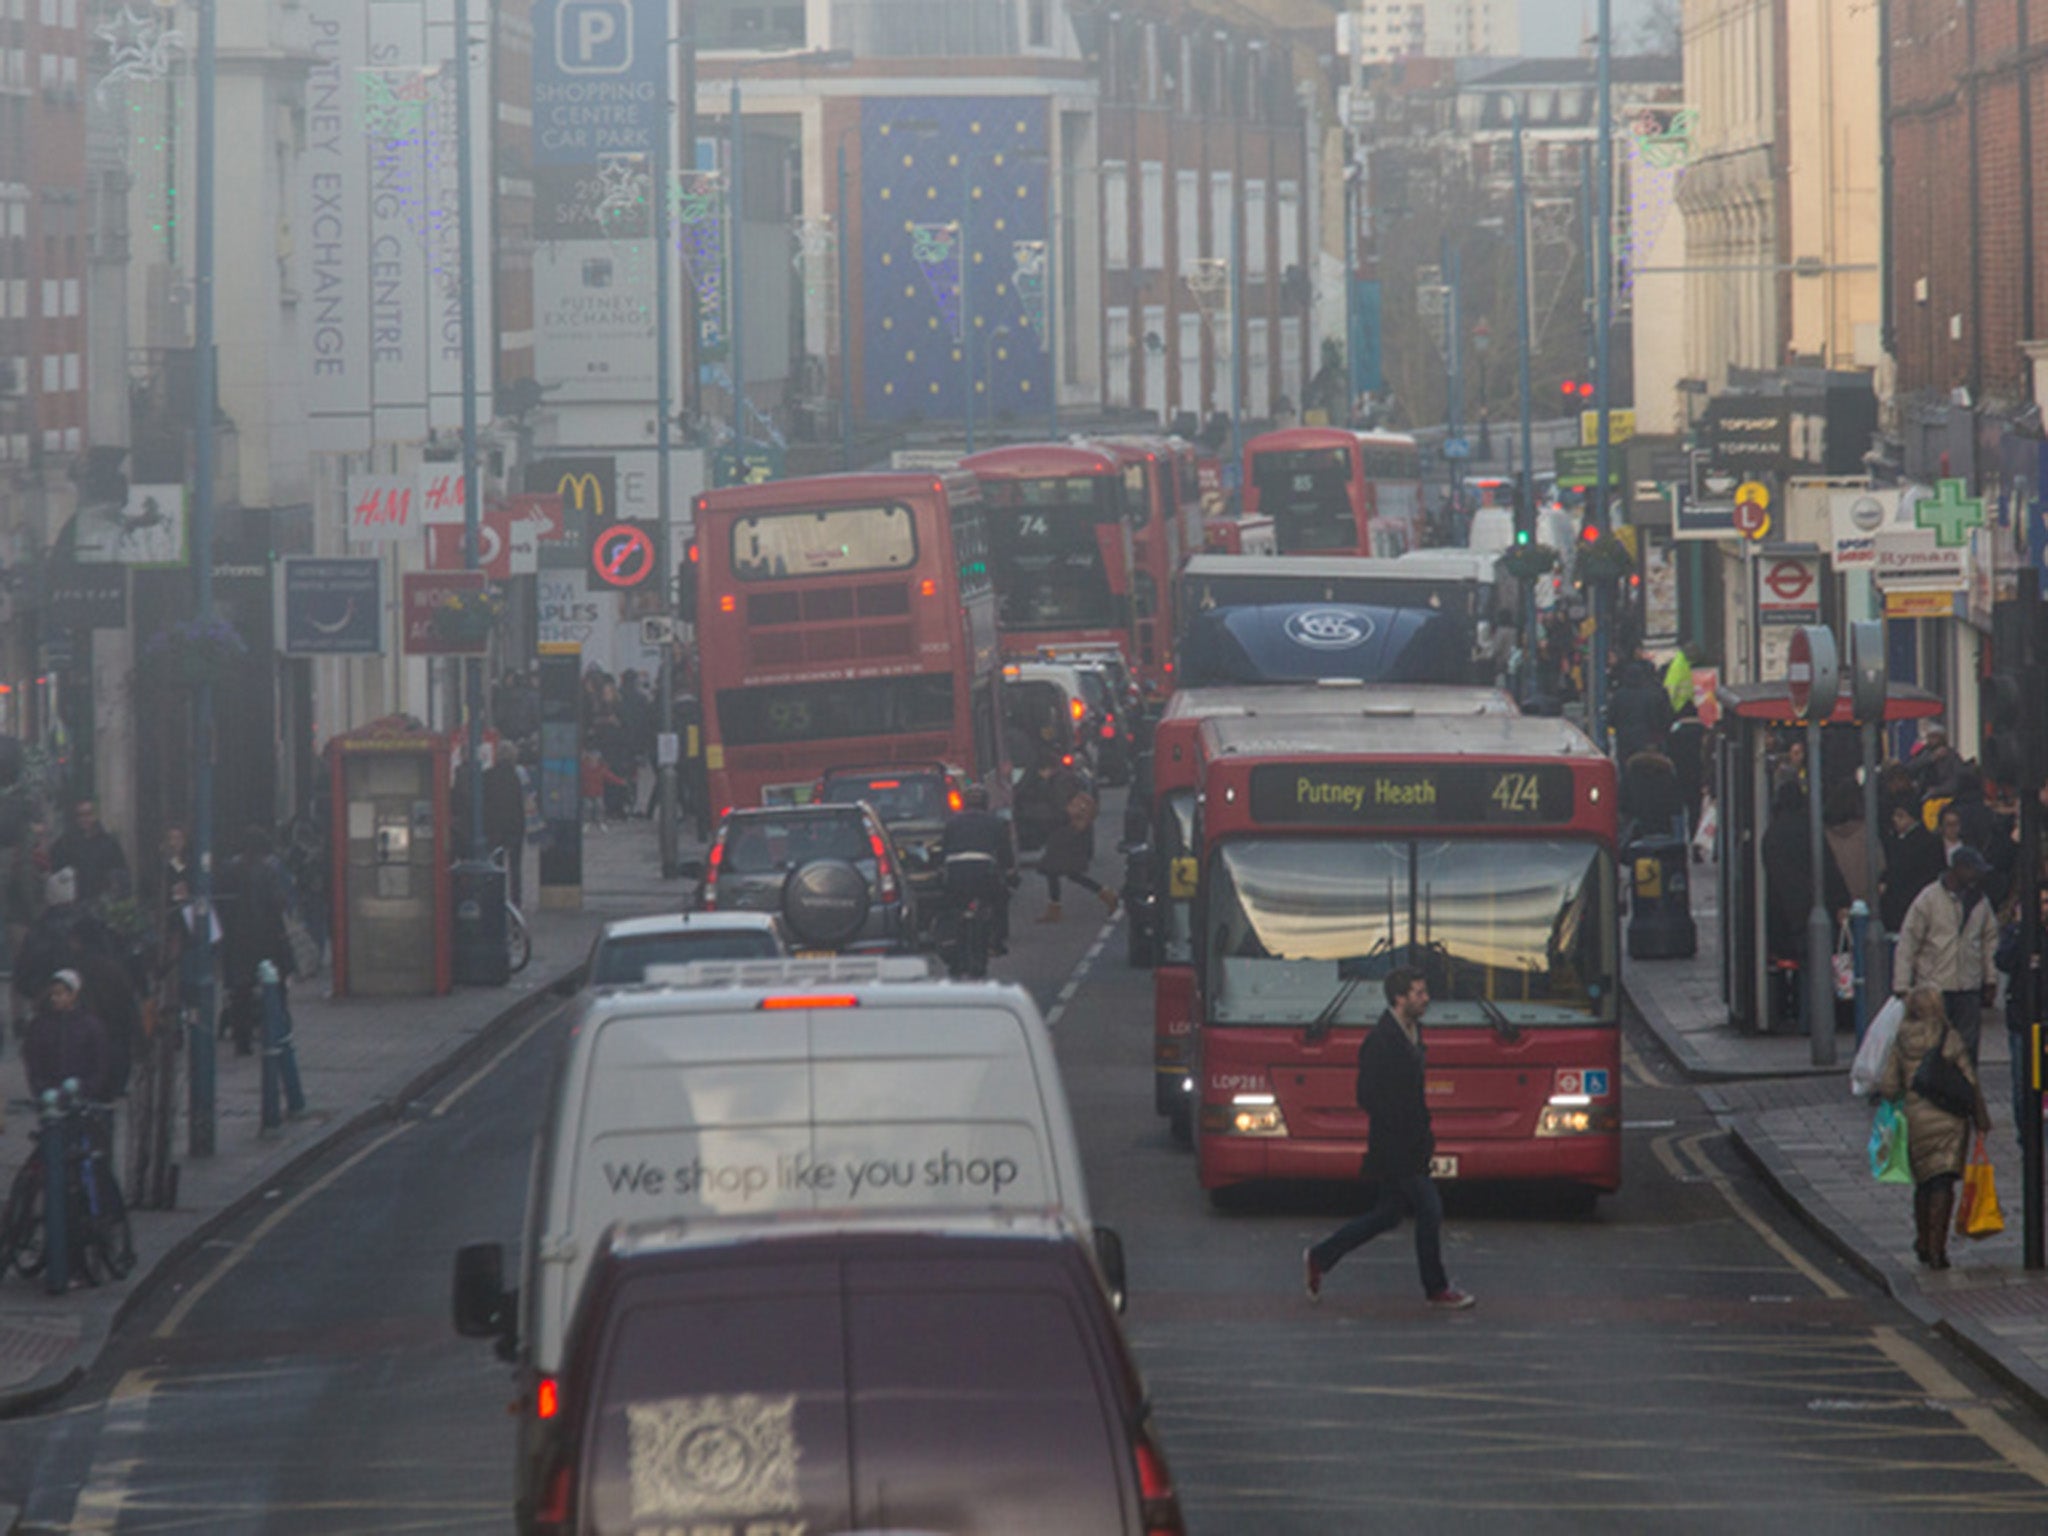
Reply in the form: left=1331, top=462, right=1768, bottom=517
left=3, top=815, right=2048, bottom=1533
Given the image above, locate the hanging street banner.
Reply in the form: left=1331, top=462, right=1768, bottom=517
left=283, top=558, right=384, bottom=655
left=1012, top=239, right=1048, bottom=345
left=910, top=221, right=964, bottom=341
left=402, top=570, right=488, bottom=655
left=300, top=1, right=372, bottom=452
left=676, top=170, right=726, bottom=357
left=363, top=2, right=432, bottom=441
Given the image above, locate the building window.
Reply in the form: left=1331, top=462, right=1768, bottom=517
left=1176, top=169, right=1199, bottom=275
left=1244, top=180, right=1267, bottom=279
left=1140, top=162, right=1164, bottom=271
left=1280, top=317, right=1303, bottom=408
left=1142, top=304, right=1167, bottom=415
left=1179, top=311, right=1203, bottom=415
left=61, top=277, right=77, bottom=316
left=41, top=354, right=58, bottom=391
left=1104, top=161, right=1129, bottom=271
left=1277, top=180, right=1300, bottom=273
left=61, top=352, right=78, bottom=390
left=1210, top=171, right=1232, bottom=262
left=40, top=278, right=56, bottom=317
left=1106, top=306, right=1132, bottom=407
left=1247, top=318, right=1269, bottom=419
left=1026, top=0, right=1049, bottom=48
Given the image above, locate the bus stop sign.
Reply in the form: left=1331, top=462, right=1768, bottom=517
left=1787, top=625, right=1839, bottom=723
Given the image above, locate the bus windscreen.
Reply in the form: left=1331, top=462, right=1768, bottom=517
left=730, top=504, right=918, bottom=580
left=983, top=477, right=1125, bottom=631
left=1252, top=449, right=1354, bottom=552
left=1204, top=837, right=1614, bottom=1028
left=716, top=673, right=955, bottom=746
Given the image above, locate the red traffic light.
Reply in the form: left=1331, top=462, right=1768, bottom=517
left=1559, top=380, right=1578, bottom=397
left=1577, top=381, right=1596, bottom=399
left=1581, top=524, right=1602, bottom=543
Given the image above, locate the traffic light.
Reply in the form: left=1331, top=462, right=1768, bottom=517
left=1580, top=523, right=1602, bottom=543
left=1559, top=380, right=1596, bottom=402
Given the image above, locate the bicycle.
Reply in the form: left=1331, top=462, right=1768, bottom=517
left=0, top=1086, right=135, bottom=1285
left=489, top=847, right=532, bottom=975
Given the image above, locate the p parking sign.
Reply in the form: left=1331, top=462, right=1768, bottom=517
left=556, top=0, right=633, bottom=74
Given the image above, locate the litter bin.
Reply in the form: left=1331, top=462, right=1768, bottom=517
left=1625, top=833, right=1697, bottom=960
left=451, top=859, right=509, bottom=987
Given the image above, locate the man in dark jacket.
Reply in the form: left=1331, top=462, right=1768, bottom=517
left=50, top=799, right=130, bottom=904
left=482, top=744, right=529, bottom=906
left=23, top=969, right=111, bottom=1102
left=1303, top=968, right=1475, bottom=1309
left=940, top=786, right=1018, bottom=952
left=1880, top=801, right=1946, bottom=935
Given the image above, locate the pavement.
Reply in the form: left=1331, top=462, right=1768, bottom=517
left=0, top=809, right=692, bottom=1448
left=1628, top=873, right=2048, bottom=1417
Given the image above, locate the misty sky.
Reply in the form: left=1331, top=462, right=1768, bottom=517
left=1522, top=0, right=1661, bottom=56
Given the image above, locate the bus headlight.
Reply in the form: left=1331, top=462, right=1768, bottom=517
left=1201, top=1093, right=1288, bottom=1137
left=1535, top=1098, right=1620, bottom=1137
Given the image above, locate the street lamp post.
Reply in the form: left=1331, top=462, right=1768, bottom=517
left=1472, top=319, right=1492, bottom=461
left=838, top=138, right=854, bottom=469
left=728, top=76, right=747, bottom=472
left=1590, top=0, right=1617, bottom=752
left=652, top=36, right=678, bottom=878
left=188, top=0, right=219, bottom=1155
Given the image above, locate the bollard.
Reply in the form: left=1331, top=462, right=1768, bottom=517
left=1849, top=900, right=1871, bottom=1046
left=40, top=1089, right=66, bottom=1296
left=258, top=961, right=306, bottom=1131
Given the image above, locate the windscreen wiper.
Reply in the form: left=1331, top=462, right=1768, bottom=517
left=1477, top=996, right=1521, bottom=1044
left=1303, top=976, right=1361, bottom=1045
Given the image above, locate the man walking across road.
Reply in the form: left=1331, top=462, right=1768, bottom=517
left=1304, top=968, right=1475, bottom=1310
left=1896, top=845, right=1999, bottom=1063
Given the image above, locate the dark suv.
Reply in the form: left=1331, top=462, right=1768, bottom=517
left=689, top=802, right=913, bottom=952
left=815, top=763, right=968, bottom=915
left=508, top=1218, right=1183, bottom=1536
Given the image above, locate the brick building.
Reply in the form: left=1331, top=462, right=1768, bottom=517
left=1886, top=0, right=2048, bottom=474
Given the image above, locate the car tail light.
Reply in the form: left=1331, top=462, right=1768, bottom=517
left=1101, top=716, right=1116, bottom=740
left=531, top=1459, right=575, bottom=1535
left=1134, top=1429, right=1186, bottom=1535
left=921, top=577, right=937, bottom=596
left=719, top=594, right=736, bottom=612
left=535, top=1375, right=560, bottom=1420
left=703, top=838, right=724, bottom=908
left=1071, top=697, right=1086, bottom=721
left=867, top=779, right=901, bottom=790
left=762, top=994, right=860, bottom=1010
left=948, top=789, right=963, bottom=812
left=871, top=831, right=899, bottom=900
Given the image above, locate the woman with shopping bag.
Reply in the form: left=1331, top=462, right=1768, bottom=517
left=1876, top=986, right=1993, bottom=1269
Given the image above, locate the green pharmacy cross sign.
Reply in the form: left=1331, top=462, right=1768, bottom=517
left=1916, top=478, right=1986, bottom=547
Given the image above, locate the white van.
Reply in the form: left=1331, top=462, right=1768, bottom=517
left=454, top=956, right=1103, bottom=1386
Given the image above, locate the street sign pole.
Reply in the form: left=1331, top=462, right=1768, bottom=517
left=654, top=13, right=679, bottom=879
left=1589, top=0, right=1615, bottom=753
left=2021, top=563, right=2045, bottom=1270
left=1849, top=620, right=1889, bottom=1002
left=1790, top=626, right=1841, bottom=1066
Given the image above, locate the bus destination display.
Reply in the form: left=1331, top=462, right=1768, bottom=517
left=1247, top=762, right=1576, bottom=826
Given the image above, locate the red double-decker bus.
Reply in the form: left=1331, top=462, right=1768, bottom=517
left=689, top=472, right=1006, bottom=811
left=1242, top=427, right=1423, bottom=556
left=1092, top=437, right=1186, bottom=689
left=960, top=444, right=1139, bottom=668
left=1135, top=685, right=1518, bottom=1142
left=1187, top=715, right=1620, bottom=1199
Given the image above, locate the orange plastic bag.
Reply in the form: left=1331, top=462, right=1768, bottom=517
left=1956, top=1135, right=2005, bottom=1240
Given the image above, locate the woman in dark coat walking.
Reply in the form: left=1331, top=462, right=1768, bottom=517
left=218, top=826, right=295, bottom=1056
left=1036, top=787, right=1118, bottom=923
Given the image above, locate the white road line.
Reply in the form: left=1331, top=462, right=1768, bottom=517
left=1046, top=914, right=1119, bottom=1030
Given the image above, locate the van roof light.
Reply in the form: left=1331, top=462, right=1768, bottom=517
left=760, top=995, right=860, bottom=1010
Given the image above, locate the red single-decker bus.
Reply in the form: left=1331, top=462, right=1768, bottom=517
left=1242, top=427, right=1423, bottom=557
left=690, top=472, right=1006, bottom=811
left=1188, top=715, right=1620, bottom=1199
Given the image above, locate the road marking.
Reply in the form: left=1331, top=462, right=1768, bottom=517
left=1649, top=1132, right=1702, bottom=1186
left=1872, top=1326, right=2048, bottom=1488
left=1045, top=914, right=1119, bottom=1030
left=66, top=1369, right=154, bottom=1535
left=1621, top=1033, right=1663, bottom=1088
left=1676, top=1130, right=1847, bottom=1299
left=153, top=1123, right=411, bottom=1341
left=431, top=1001, right=562, bottom=1118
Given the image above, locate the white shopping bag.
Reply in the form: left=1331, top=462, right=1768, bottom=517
left=1850, top=994, right=1905, bottom=1098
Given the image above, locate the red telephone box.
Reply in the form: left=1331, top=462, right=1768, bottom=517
left=328, top=719, right=453, bottom=997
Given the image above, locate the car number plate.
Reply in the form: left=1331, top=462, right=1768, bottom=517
left=1429, top=1155, right=1459, bottom=1179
